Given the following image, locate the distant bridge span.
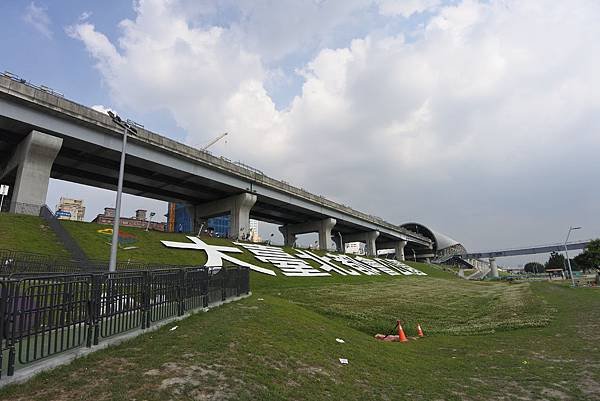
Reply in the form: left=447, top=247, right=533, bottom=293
left=461, top=239, right=593, bottom=259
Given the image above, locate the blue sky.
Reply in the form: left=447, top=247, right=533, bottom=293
left=2, top=0, right=599, bottom=266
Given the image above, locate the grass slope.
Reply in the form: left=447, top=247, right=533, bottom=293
left=0, top=213, right=69, bottom=257
left=0, top=278, right=598, bottom=400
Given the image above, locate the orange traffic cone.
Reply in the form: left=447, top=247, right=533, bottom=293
left=397, top=320, right=409, bottom=342
left=417, top=323, right=424, bottom=338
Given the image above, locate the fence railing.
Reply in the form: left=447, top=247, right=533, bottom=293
left=0, top=265, right=249, bottom=379
left=0, top=249, right=188, bottom=274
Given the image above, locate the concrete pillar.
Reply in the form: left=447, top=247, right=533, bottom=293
left=279, top=218, right=337, bottom=250
left=332, top=233, right=344, bottom=253
left=395, top=240, right=407, bottom=261
left=278, top=225, right=297, bottom=247
left=230, top=193, right=257, bottom=240
left=195, top=192, right=257, bottom=240
left=344, top=231, right=380, bottom=256
left=318, top=218, right=336, bottom=251
left=0, top=131, right=62, bottom=215
left=489, top=257, right=499, bottom=278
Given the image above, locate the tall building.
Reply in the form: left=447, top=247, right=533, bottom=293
left=55, top=197, right=86, bottom=221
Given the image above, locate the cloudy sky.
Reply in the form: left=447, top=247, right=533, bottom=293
left=2, top=0, right=599, bottom=265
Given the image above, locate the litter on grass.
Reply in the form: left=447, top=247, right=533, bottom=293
left=258, top=298, right=265, bottom=301
left=339, top=358, right=349, bottom=365
left=170, top=326, right=178, bottom=331
left=335, top=338, right=345, bottom=344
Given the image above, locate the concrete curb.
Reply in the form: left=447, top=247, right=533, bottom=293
left=0, top=292, right=252, bottom=388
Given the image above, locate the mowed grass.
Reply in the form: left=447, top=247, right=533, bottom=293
left=59, top=220, right=332, bottom=271
left=0, top=213, right=70, bottom=257
left=1, top=272, right=599, bottom=401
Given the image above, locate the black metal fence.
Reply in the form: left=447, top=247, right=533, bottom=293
left=0, top=249, right=187, bottom=274
left=0, top=265, right=249, bottom=379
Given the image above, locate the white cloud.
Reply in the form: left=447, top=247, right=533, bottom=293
left=91, top=104, right=115, bottom=115
left=377, top=0, right=441, bottom=17
left=69, top=0, right=600, bottom=251
left=23, top=1, right=52, bottom=39
left=78, top=11, right=93, bottom=22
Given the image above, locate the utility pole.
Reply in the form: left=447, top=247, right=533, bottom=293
left=145, top=212, right=156, bottom=231
left=107, top=111, right=139, bottom=272
left=564, top=226, right=581, bottom=287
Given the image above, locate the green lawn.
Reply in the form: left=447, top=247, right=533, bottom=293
left=0, top=213, right=70, bottom=257
left=0, top=271, right=598, bottom=400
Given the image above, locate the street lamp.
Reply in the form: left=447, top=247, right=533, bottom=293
left=107, top=111, right=139, bottom=272
left=145, top=212, right=156, bottom=231
left=564, top=226, right=581, bottom=287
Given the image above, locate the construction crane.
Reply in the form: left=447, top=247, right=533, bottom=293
left=201, top=132, right=228, bottom=151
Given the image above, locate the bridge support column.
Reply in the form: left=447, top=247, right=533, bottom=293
left=377, top=239, right=408, bottom=261
left=194, top=193, right=257, bottom=240
left=395, top=240, right=407, bottom=261
left=279, top=218, right=337, bottom=250
left=344, top=231, right=380, bottom=256
left=0, top=131, right=62, bottom=215
left=489, top=257, right=499, bottom=278
left=332, top=233, right=344, bottom=253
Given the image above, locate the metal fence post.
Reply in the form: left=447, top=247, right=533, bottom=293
left=221, top=268, right=227, bottom=302
left=91, top=274, right=101, bottom=346
left=178, top=269, right=185, bottom=316
left=202, top=268, right=209, bottom=308
left=5, top=281, right=16, bottom=377
left=0, top=281, right=5, bottom=379
left=142, top=271, right=150, bottom=330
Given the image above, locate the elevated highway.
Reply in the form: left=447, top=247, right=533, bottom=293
left=0, top=74, right=431, bottom=257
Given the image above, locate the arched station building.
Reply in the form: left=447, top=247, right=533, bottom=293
left=400, top=223, right=466, bottom=263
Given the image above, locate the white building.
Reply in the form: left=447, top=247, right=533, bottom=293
left=345, top=242, right=366, bottom=255
left=249, top=219, right=261, bottom=242
left=55, top=197, right=86, bottom=221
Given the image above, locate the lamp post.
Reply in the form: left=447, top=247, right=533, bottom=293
left=145, top=212, right=156, bottom=231
left=107, top=111, right=138, bottom=272
left=564, top=226, right=581, bottom=287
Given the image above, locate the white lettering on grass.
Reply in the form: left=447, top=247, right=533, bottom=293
left=161, top=236, right=276, bottom=276
left=234, top=243, right=330, bottom=277
left=355, top=256, right=400, bottom=275
left=294, top=250, right=360, bottom=276
left=325, top=254, right=381, bottom=275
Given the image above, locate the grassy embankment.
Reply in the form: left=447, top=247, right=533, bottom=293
left=0, top=213, right=70, bottom=257
left=0, top=216, right=599, bottom=400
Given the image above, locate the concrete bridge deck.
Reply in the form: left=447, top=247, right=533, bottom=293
left=0, top=74, right=431, bottom=254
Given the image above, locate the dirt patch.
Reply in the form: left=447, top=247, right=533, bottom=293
left=541, top=387, right=570, bottom=400
left=148, top=362, right=233, bottom=400
left=579, top=374, right=600, bottom=398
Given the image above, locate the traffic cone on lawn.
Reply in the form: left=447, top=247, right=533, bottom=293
left=397, top=320, right=409, bottom=342
left=417, top=323, right=424, bottom=338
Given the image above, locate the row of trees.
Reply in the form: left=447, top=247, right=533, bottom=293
left=524, top=239, right=600, bottom=273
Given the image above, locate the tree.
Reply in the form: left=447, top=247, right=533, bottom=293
left=545, top=252, right=565, bottom=270
left=574, top=239, right=600, bottom=272
left=524, top=262, right=544, bottom=273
